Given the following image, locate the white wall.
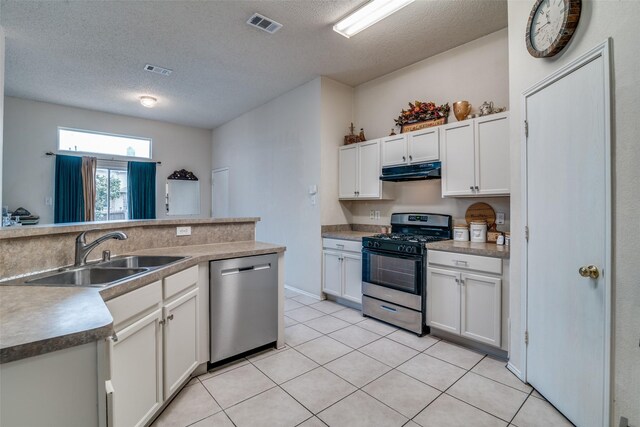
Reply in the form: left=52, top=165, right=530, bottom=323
left=2, top=97, right=212, bottom=224
left=507, top=1, right=640, bottom=424
left=348, top=29, right=511, bottom=227
left=320, top=77, right=354, bottom=226
left=211, top=78, right=323, bottom=296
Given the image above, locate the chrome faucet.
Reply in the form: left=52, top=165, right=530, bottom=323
left=74, top=230, right=128, bottom=266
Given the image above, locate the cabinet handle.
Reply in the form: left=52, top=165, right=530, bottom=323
left=159, top=319, right=166, bottom=325
left=110, top=333, right=118, bottom=342
left=409, top=155, right=413, bottom=161
left=454, top=260, right=468, bottom=266
left=402, top=156, right=406, bottom=162
left=167, top=314, right=174, bottom=321
left=475, top=186, right=479, bottom=191
left=469, top=186, right=474, bottom=191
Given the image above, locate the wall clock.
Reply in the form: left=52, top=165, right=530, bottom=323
left=526, top=0, right=582, bottom=58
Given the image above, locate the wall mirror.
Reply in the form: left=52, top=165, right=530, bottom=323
left=165, top=169, right=200, bottom=216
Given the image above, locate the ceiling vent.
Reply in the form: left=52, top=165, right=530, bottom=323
left=247, top=13, right=283, bottom=34
left=144, top=64, right=173, bottom=76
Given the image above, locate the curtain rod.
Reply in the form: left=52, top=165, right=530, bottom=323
left=45, top=151, right=161, bottom=165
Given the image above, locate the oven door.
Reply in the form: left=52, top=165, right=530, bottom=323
left=362, top=248, right=424, bottom=295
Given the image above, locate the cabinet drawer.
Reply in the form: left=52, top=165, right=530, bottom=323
left=164, top=266, right=199, bottom=300
left=322, top=238, right=362, bottom=253
left=362, top=295, right=421, bottom=334
left=106, top=280, right=162, bottom=329
left=427, top=250, right=502, bottom=275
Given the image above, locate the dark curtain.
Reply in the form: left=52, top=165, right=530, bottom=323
left=54, top=154, right=85, bottom=223
left=127, top=161, right=157, bottom=220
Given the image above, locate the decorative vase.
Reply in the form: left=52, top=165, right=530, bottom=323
left=453, top=101, right=471, bottom=121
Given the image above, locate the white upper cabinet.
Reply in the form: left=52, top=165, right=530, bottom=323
left=338, top=144, right=358, bottom=199
left=441, top=122, right=476, bottom=196
left=441, top=112, right=510, bottom=197
left=382, top=128, right=440, bottom=167
left=338, top=139, right=393, bottom=200
left=475, top=113, right=510, bottom=195
left=381, top=134, right=407, bottom=167
left=407, top=127, right=440, bottom=163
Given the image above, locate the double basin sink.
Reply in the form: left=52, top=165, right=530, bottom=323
left=24, top=255, right=187, bottom=288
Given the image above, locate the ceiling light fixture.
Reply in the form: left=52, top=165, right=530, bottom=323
left=139, top=96, right=157, bottom=108
left=333, top=0, right=414, bottom=38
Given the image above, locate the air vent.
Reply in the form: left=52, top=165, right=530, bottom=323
left=144, top=64, right=173, bottom=76
left=247, top=13, right=283, bottom=34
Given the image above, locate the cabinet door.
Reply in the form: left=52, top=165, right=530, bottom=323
left=322, top=250, right=342, bottom=297
left=408, top=127, right=439, bottom=163
left=426, top=267, right=460, bottom=334
left=339, top=144, right=358, bottom=199
left=441, top=122, right=475, bottom=196
left=111, top=309, right=163, bottom=427
left=342, top=252, right=362, bottom=304
left=381, top=134, right=407, bottom=167
left=475, top=113, right=510, bottom=195
left=163, top=288, right=199, bottom=398
left=358, top=139, right=382, bottom=198
left=460, top=273, right=501, bottom=347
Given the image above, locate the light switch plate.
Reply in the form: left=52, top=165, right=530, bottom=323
left=176, top=226, right=192, bottom=236
left=496, top=212, right=505, bottom=225
left=375, top=211, right=380, bottom=220
left=369, top=210, right=375, bottom=220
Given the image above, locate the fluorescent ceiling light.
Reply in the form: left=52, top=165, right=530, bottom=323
left=333, top=0, right=414, bottom=38
left=139, top=96, right=157, bottom=108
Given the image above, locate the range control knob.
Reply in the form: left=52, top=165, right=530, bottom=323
left=373, top=241, right=381, bottom=249
left=398, top=245, right=404, bottom=252
left=407, top=246, right=416, bottom=254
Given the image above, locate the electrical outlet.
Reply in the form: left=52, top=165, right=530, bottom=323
left=176, top=226, right=191, bottom=236
left=496, top=212, right=505, bottom=225
left=369, top=210, right=375, bottom=220
left=375, top=210, right=380, bottom=220
left=44, top=196, right=53, bottom=206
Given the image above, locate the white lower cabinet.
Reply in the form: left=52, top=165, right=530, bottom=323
left=322, top=239, right=362, bottom=304
left=427, top=253, right=502, bottom=347
left=106, top=266, right=200, bottom=427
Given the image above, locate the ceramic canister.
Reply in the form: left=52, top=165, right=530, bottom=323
left=453, top=225, right=470, bottom=241
left=470, top=221, right=487, bottom=243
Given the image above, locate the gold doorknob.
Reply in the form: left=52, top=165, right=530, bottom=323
left=579, top=265, right=600, bottom=279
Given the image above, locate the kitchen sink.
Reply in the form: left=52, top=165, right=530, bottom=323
left=99, top=255, right=186, bottom=269
left=25, top=267, right=148, bottom=287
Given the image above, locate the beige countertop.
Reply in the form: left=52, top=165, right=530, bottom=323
left=321, top=231, right=376, bottom=242
left=426, top=240, right=510, bottom=259
left=0, top=240, right=285, bottom=364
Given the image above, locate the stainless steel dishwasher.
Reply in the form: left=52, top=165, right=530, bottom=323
left=209, top=253, right=278, bottom=363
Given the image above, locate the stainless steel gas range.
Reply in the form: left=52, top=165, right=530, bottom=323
left=361, top=213, right=453, bottom=336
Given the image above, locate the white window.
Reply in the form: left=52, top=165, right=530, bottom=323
left=96, top=160, right=128, bottom=221
left=58, top=127, right=152, bottom=159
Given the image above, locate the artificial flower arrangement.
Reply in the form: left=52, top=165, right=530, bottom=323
left=394, top=100, right=451, bottom=126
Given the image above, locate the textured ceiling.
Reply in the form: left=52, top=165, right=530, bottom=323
left=1, top=0, right=507, bottom=129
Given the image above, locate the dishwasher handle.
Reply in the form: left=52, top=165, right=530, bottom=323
left=221, top=263, right=271, bottom=276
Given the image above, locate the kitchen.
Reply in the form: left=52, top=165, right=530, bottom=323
left=0, top=1, right=638, bottom=425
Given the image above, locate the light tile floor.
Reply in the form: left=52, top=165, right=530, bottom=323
left=152, top=290, right=573, bottom=427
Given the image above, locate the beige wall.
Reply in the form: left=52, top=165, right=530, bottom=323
left=211, top=78, right=323, bottom=296
left=0, top=27, right=4, bottom=213
left=348, top=29, right=511, bottom=228
left=2, top=97, right=212, bottom=224
left=320, top=77, right=354, bottom=226
left=507, top=1, right=640, bottom=424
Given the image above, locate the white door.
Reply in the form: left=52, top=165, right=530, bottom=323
left=381, top=134, right=407, bottom=166
left=163, top=289, right=199, bottom=398
left=525, top=44, right=610, bottom=427
left=338, top=145, right=358, bottom=199
left=475, top=113, right=510, bottom=195
left=111, top=310, right=163, bottom=427
left=460, top=272, right=501, bottom=347
left=441, top=122, right=475, bottom=196
left=342, top=253, right=362, bottom=304
left=408, top=127, right=439, bottom=163
left=358, top=140, right=381, bottom=198
left=426, top=267, right=460, bottom=334
left=322, top=250, right=342, bottom=297
left=211, top=168, right=229, bottom=218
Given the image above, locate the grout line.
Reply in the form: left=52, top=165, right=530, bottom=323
left=508, top=389, right=534, bottom=425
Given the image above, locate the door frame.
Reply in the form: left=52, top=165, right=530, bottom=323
left=211, top=167, right=229, bottom=218
left=519, top=39, right=612, bottom=421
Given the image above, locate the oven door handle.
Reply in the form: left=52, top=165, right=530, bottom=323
left=362, top=248, right=423, bottom=261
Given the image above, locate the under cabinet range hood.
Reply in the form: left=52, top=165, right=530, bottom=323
left=380, top=161, right=442, bottom=182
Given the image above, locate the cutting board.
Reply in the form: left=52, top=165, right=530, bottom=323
left=465, top=202, right=496, bottom=228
